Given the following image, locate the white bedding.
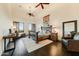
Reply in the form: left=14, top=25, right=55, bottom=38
left=38, top=31, right=50, bottom=37
left=22, top=37, right=53, bottom=53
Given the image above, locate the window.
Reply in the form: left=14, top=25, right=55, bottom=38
left=13, top=21, right=24, bottom=32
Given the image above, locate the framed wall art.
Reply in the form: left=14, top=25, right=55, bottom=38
left=43, top=15, right=50, bottom=27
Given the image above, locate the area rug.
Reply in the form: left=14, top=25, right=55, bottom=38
left=22, top=37, right=53, bottom=53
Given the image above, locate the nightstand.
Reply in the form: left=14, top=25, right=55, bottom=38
left=50, top=33, right=58, bottom=42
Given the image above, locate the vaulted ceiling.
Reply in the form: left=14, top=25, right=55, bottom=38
left=1, top=3, right=52, bottom=18
left=0, top=3, right=67, bottom=19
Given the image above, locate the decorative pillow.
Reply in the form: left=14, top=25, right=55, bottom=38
left=70, top=31, right=76, bottom=39
left=41, top=30, right=46, bottom=35
left=38, top=31, right=43, bottom=35
left=74, top=33, right=79, bottom=40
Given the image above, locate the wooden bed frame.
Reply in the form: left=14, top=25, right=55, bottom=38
left=35, top=25, right=52, bottom=43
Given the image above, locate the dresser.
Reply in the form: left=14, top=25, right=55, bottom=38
left=50, top=33, right=58, bottom=42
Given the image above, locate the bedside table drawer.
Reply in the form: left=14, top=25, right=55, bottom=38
left=51, top=33, right=58, bottom=41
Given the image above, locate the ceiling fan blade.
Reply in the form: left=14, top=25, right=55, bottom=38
left=41, top=4, right=44, bottom=9
left=36, top=3, right=49, bottom=9
left=42, top=3, right=49, bottom=4
left=36, top=3, right=41, bottom=7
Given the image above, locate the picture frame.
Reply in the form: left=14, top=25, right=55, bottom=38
left=43, top=15, right=50, bottom=26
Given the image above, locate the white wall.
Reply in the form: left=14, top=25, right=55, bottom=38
left=49, top=4, right=79, bottom=40
left=0, top=4, right=29, bottom=55
left=0, top=5, right=12, bottom=55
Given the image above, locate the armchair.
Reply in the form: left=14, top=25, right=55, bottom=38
left=62, top=32, right=79, bottom=52
left=67, top=40, right=79, bottom=52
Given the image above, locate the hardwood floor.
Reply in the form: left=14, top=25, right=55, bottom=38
left=2, top=38, right=79, bottom=56
left=29, top=42, right=68, bottom=56
left=29, top=41, right=79, bottom=56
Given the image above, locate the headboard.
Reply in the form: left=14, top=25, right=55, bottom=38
left=41, top=25, right=52, bottom=33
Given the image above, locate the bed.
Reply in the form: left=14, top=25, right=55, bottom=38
left=35, top=25, right=52, bottom=43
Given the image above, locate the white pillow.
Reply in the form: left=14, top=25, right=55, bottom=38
left=74, top=34, right=79, bottom=40
left=42, top=30, right=46, bottom=34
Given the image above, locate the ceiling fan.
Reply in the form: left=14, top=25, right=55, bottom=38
left=36, top=3, right=49, bottom=9
left=18, top=5, right=35, bottom=17
left=28, top=13, right=35, bottom=17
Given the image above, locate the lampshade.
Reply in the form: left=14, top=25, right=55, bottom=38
left=52, top=26, right=57, bottom=33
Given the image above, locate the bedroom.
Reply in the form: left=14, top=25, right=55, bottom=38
left=0, top=3, right=79, bottom=56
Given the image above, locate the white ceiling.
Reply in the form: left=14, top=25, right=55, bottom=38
left=1, top=3, right=52, bottom=18
left=0, top=3, right=66, bottom=19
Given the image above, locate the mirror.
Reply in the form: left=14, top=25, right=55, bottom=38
left=62, top=20, right=77, bottom=37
